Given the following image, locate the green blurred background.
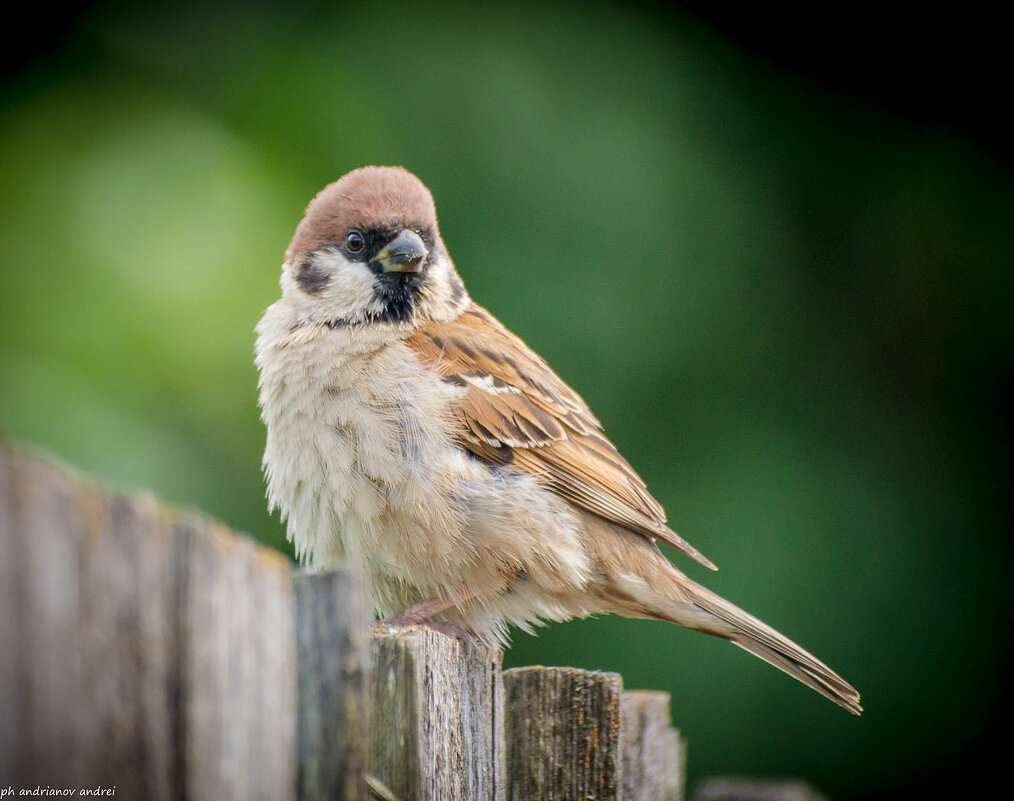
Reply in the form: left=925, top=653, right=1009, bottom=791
left=2, top=1, right=1011, bottom=798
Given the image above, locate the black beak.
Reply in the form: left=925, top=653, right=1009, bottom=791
left=372, top=229, right=428, bottom=274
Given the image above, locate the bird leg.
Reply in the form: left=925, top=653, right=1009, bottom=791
left=376, top=592, right=475, bottom=642
left=382, top=594, right=456, bottom=625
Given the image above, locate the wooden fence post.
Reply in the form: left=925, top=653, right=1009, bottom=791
left=179, top=515, right=297, bottom=801
left=294, top=569, right=370, bottom=801
left=621, top=690, right=687, bottom=801
left=0, top=442, right=18, bottom=784
left=0, top=444, right=298, bottom=801
left=0, top=447, right=188, bottom=798
left=504, top=666, right=624, bottom=801
left=691, top=778, right=830, bottom=801
left=370, top=628, right=504, bottom=801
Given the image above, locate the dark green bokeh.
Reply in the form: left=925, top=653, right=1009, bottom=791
left=2, top=2, right=1011, bottom=797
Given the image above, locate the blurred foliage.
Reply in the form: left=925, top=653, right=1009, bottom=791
left=1, top=1, right=1011, bottom=798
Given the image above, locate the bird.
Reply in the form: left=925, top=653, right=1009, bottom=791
left=255, top=165, right=862, bottom=714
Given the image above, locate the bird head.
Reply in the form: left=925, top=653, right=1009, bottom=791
left=282, top=166, right=469, bottom=328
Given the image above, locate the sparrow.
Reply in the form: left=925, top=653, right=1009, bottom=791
left=255, top=166, right=862, bottom=714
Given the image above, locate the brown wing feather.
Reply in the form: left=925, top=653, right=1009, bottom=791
left=407, top=304, right=716, bottom=570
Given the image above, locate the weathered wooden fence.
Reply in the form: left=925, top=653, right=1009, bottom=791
left=0, top=444, right=829, bottom=801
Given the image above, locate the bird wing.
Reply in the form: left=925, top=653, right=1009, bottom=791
left=405, top=303, right=716, bottom=570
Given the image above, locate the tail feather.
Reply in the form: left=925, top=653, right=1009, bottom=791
left=678, top=578, right=862, bottom=715
left=581, top=514, right=861, bottom=713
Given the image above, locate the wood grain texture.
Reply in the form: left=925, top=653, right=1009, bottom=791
left=0, top=444, right=297, bottom=800
left=295, top=569, right=370, bottom=801
left=179, top=514, right=297, bottom=801
left=504, top=666, right=623, bottom=801
left=621, top=690, right=686, bottom=801
left=0, top=446, right=180, bottom=797
left=0, top=442, right=19, bottom=784
left=692, top=778, right=831, bottom=801
left=370, top=628, right=504, bottom=801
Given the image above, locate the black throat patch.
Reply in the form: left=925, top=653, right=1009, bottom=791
left=370, top=271, right=425, bottom=323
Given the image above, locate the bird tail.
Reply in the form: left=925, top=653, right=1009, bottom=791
left=666, top=575, right=862, bottom=714
left=580, top=514, right=861, bottom=713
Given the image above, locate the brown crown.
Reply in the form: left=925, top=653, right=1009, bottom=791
left=286, top=166, right=440, bottom=262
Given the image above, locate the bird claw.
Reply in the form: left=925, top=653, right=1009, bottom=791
left=419, top=621, right=475, bottom=643
left=373, top=615, right=475, bottom=645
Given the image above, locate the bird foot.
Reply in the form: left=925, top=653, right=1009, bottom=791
left=374, top=613, right=475, bottom=645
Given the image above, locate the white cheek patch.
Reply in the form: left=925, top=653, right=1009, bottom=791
left=284, top=251, right=380, bottom=323
left=316, top=251, right=377, bottom=308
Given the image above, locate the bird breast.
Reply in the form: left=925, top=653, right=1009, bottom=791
left=256, top=302, right=461, bottom=562
left=255, top=299, right=593, bottom=625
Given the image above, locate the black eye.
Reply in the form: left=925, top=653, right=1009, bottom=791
left=344, top=230, right=365, bottom=254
